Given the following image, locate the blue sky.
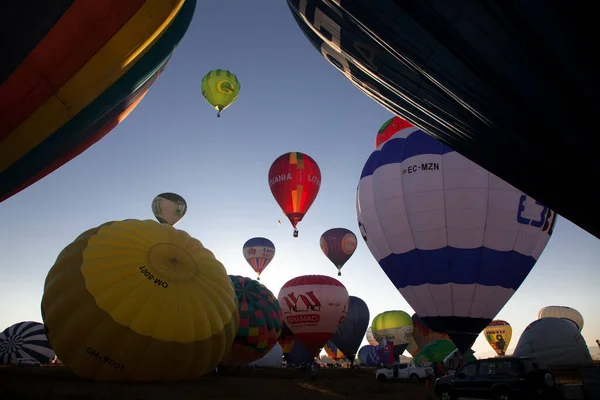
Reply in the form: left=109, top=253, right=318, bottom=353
left=1, top=1, right=598, bottom=359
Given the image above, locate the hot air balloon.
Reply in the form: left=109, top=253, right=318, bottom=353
left=357, top=345, right=385, bottom=367
left=278, top=275, right=349, bottom=356
left=406, top=336, right=419, bottom=358
left=268, top=152, right=321, bottom=237
left=514, top=318, right=592, bottom=367
left=286, top=0, right=600, bottom=241
left=247, top=343, right=283, bottom=368
left=220, top=276, right=283, bottom=367
left=376, top=117, right=413, bottom=149
left=0, top=321, right=55, bottom=364
left=201, top=69, right=240, bottom=117
left=356, top=126, right=556, bottom=354
left=151, top=192, right=187, bottom=226
left=412, top=313, right=451, bottom=351
left=320, top=228, right=357, bottom=276
left=330, top=295, right=369, bottom=362
left=366, top=326, right=378, bottom=346
left=0, top=0, right=196, bottom=204
left=41, top=219, right=238, bottom=381
left=413, top=340, right=456, bottom=366
left=242, top=237, right=275, bottom=280
left=287, top=340, right=315, bottom=365
left=278, top=322, right=296, bottom=362
left=324, top=341, right=344, bottom=362
left=484, top=320, right=512, bottom=357
left=371, top=311, right=413, bottom=359
left=537, top=306, right=584, bottom=332
left=443, top=348, right=477, bottom=372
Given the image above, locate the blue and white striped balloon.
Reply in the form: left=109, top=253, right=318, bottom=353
left=0, top=321, right=55, bottom=364
left=356, top=126, right=556, bottom=353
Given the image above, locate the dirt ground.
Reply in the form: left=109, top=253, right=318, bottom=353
left=0, top=366, right=438, bottom=400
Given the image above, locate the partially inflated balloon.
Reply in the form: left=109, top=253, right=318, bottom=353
left=220, top=276, right=283, bottom=367
left=514, top=318, right=591, bottom=366
left=413, top=340, right=456, bottom=365
left=278, top=275, right=348, bottom=356
left=0, top=0, right=196, bottom=203
left=151, top=193, right=187, bottom=225
left=278, top=322, right=296, bottom=361
left=484, top=320, right=512, bottom=357
left=201, top=69, right=240, bottom=117
left=366, top=326, right=378, bottom=346
left=324, top=340, right=344, bottom=361
left=268, top=152, right=321, bottom=237
left=357, top=127, right=556, bottom=352
left=0, top=321, right=54, bottom=364
left=331, top=295, right=369, bottom=362
left=375, top=117, right=413, bottom=148
left=371, top=311, right=413, bottom=357
left=412, top=313, right=451, bottom=351
left=41, top=219, right=238, bottom=381
left=287, top=340, right=315, bottom=365
left=406, top=336, right=419, bottom=358
left=357, top=345, right=385, bottom=367
left=320, top=228, right=357, bottom=276
left=537, top=306, right=584, bottom=332
left=242, top=237, right=275, bottom=280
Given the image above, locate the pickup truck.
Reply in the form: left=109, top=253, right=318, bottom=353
left=376, top=362, right=434, bottom=382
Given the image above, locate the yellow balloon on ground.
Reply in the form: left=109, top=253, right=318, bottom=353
left=41, top=219, right=238, bottom=382
left=483, top=320, right=512, bottom=357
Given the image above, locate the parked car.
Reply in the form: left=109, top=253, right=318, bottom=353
left=434, top=356, right=556, bottom=400
left=376, top=362, right=434, bottom=382
left=10, top=358, right=41, bottom=367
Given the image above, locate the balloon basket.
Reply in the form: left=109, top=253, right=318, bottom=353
left=293, top=229, right=298, bottom=238
left=338, top=271, right=341, bottom=276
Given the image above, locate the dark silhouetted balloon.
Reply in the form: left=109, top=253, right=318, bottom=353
left=286, top=0, right=599, bottom=240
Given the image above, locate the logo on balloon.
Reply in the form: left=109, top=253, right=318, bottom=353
left=341, top=234, right=357, bottom=254
left=282, top=292, right=321, bottom=313
left=247, top=248, right=256, bottom=256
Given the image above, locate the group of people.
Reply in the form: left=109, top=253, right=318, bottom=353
left=430, top=361, right=446, bottom=379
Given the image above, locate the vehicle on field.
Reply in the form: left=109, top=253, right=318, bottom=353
left=434, top=356, right=556, bottom=400
left=376, top=362, right=433, bottom=382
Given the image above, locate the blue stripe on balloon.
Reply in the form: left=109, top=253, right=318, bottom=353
left=380, top=247, right=536, bottom=289
left=243, top=237, right=274, bottom=248
left=360, top=129, right=453, bottom=179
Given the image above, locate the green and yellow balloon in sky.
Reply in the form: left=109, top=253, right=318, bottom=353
left=201, top=69, right=240, bottom=117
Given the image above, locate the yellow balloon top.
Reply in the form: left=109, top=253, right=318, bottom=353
left=42, top=219, right=238, bottom=381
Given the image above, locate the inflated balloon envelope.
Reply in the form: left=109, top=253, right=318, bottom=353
left=41, top=219, right=239, bottom=381
left=356, top=126, right=556, bottom=354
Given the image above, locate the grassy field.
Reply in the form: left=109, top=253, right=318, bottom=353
left=0, top=366, right=437, bottom=400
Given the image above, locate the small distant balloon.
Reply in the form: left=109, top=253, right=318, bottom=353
left=242, top=237, right=275, bottom=280
left=151, top=192, right=187, bottom=226
left=320, top=228, right=357, bottom=276
left=484, top=320, right=512, bottom=357
left=201, top=69, right=240, bottom=117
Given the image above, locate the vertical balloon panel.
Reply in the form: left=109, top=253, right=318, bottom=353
left=356, top=127, right=556, bottom=352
